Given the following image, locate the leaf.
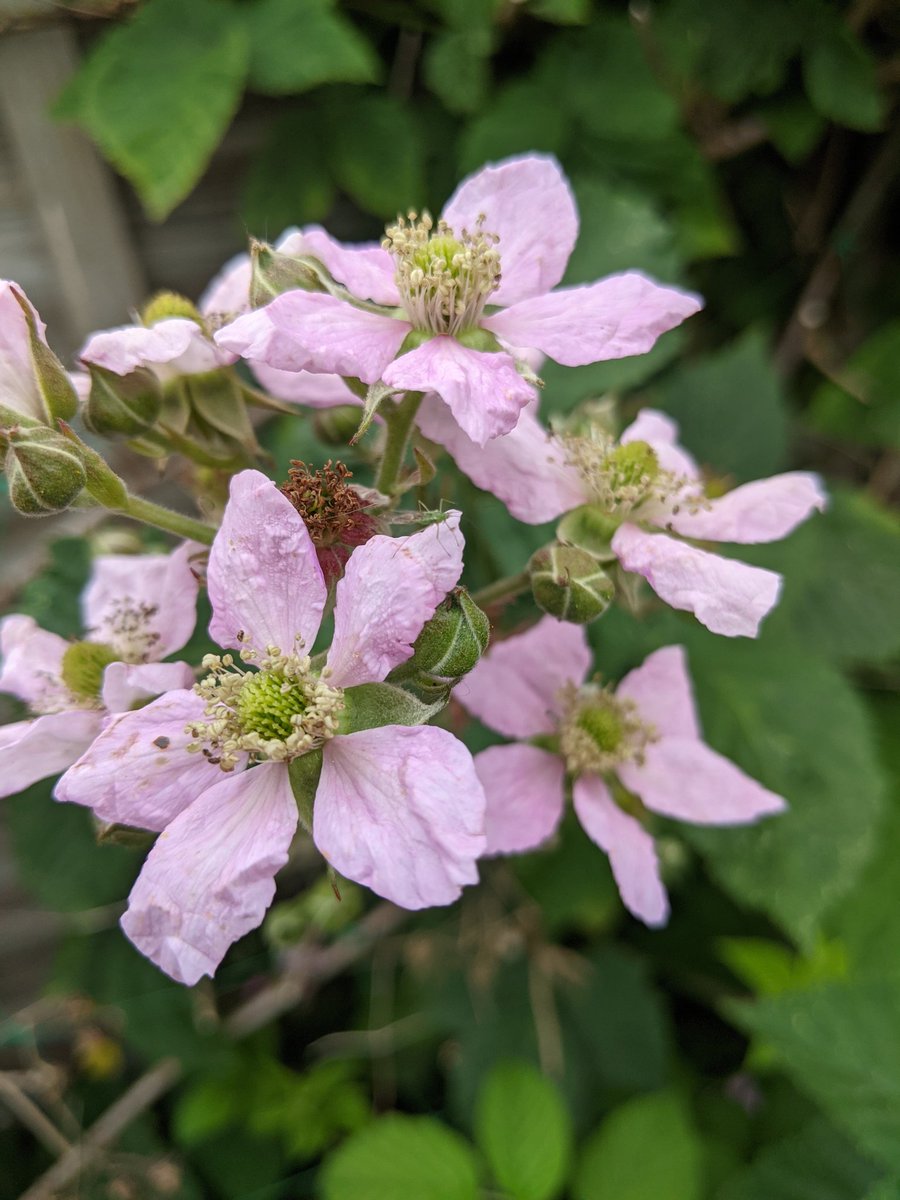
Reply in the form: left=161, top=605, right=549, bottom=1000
left=717, top=937, right=847, bottom=998
left=573, top=1092, right=702, bottom=1200
left=323, top=91, right=425, bottom=217
left=475, top=1060, right=573, bottom=1200
left=242, top=112, right=336, bottom=233
left=803, top=26, right=884, bottom=132
left=55, top=0, right=249, bottom=219
left=424, top=29, right=493, bottom=115
left=458, top=78, right=571, bottom=174
left=244, top=0, right=379, bottom=94
left=320, top=1115, right=480, bottom=1200
left=14, top=537, right=91, bottom=637
left=526, top=0, right=591, bottom=24
left=807, top=321, right=900, bottom=450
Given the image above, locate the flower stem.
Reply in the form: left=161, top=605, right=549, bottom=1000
left=122, top=495, right=217, bottom=545
left=375, top=391, right=423, bottom=498
left=472, top=569, right=531, bottom=609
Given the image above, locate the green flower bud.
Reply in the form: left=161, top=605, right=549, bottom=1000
left=529, top=545, right=614, bottom=625
left=557, top=503, right=621, bottom=562
left=249, top=241, right=325, bottom=308
left=4, top=426, right=87, bottom=515
left=314, top=404, right=369, bottom=446
left=82, top=364, right=163, bottom=437
left=401, top=587, right=490, bottom=688
left=140, top=291, right=204, bottom=327
left=61, top=640, right=118, bottom=700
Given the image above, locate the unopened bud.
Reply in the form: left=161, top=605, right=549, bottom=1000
left=249, top=241, right=324, bottom=307
left=4, top=426, right=87, bottom=515
left=313, top=404, right=367, bottom=446
left=140, top=291, right=203, bottom=327
left=405, top=588, right=491, bottom=688
left=529, top=545, right=614, bottom=624
left=82, top=364, right=162, bottom=437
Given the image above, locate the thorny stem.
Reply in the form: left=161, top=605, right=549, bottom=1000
left=374, top=390, right=423, bottom=498
left=472, top=569, right=531, bottom=609
left=122, top=495, right=217, bottom=545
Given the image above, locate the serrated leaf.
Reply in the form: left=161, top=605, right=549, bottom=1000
left=323, top=91, right=425, bottom=217
left=803, top=26, right=884, bottom=132
left=244, top=0, right=379, bottom=94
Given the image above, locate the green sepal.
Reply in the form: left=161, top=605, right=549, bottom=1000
left=288, top=748, right=323, bottom=832
left=557, top=503, right=622, bottom=562
left=83, top=364, right=163, bottom=437
left=11, top=287, right=78, bottom=421
left=61, top=424, right=129, bottom=509
left=186, top=370, right=263, bottom=454
left=249, top=240, right=328, bottom=307
left=340, top=682, right=446, bottom=734
left=351, top=380, right=399, bottom=445
left=95, top=820, right=156, bottom=850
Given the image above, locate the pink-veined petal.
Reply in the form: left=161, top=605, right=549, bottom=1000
left=620, top=737, right=786, bottom=825
left=0, top=281, right=47, bottom=422
left=0, top=614, right=69, bottom=711
left=617, top=645, right=700, bottom=741
left=417, top=394, right=587, bottom=523
left=483, top=272, right=702, bottom=367
left=100, top=660, right=196, bottom=714
left=252, top=363, right=361, bottom=408
left=121, top=762, right=297, bottom=985
left=0, top=711, right=102, bottom=798
left=55, top=689, right=229, bottom=832
left=457, top=615, right=592, bottom=738
left=611, top=524, right=782, bottom=638
left=620, top=408, right=701, bottom=481
left=383, top=337, right=534, bottom=446
left=572, top=774, right=669, bottom=926
left=326, top=513, right=464, bottom=688
left=664, top=472, right=828, bottom=544
left=315, top=726, right=485, bottom=909
left=301, top=227, right=400, bottom=305
left=208, top=470, right=326, bottom=654
left=441, top=155, right=578, bottom=306
left=80, top=319, right=231, bottom=376
left=475, top=743, right=566, bottom=854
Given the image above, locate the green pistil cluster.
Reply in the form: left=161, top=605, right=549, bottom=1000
left=237, top=670, right=311, bottom=742
left=558, top=682, right=656, bottom=777
left=60, top=640, right=118, bottom=704
left=564, top=434, right=673, bottom=518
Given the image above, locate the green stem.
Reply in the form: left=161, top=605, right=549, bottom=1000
left=472, top=569, right=531, bottom=609
left=122, top=495, right=217, bottom=545
left=374, top=391, right=423, bottom=498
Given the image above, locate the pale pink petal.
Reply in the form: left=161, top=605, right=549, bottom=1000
left=572, top=774, right=668, bottom=926
left=483, top=272, right=702, bottom=367
left=663, top=472, right=827, bottom=544
left=611, top=524, right=782, bottom=638
left=315, top=726, right=485, bottom=909
left=619, top=737, right=786, bottom=825
left=457, top=615, right=592, bottom=738
left=55, top=689, right=227, bottom=832
left=475, top=743, right=566, bottom=854
left=0, top=280, right=46, bottom=421
left=301, top=227, right=400, bottom=305
left=383, top=337, right=534, bottom=446
left=121, top=762, right=297, bottom=984
left=199, top=252, right=253, bottom=317
left=82, top=543, right=201, bottom=660
left=417, top=395, right=587, bottom=523
left=0, top=711, right=102, bottom=798
left=617, top=645, right=700, bottom=741
left=0, top=615, right=70, bottom=711
left=69, top=369, right=91, bottom=403
left=620, top=408, right=701, bottom=481
left=441, top=155, right=578, bottom=307
left=79, top=319, right=232, bottom=377
left=208, top=470, right=326, bottom=654
left=100, top=660, right=196, bottom=714
left=252, top=363, right=361, bottom=408
left=326, top=513, right=464, bottom=688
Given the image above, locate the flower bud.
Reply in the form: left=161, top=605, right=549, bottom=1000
left=393, top=587, right=490, bottom=689
left=140, top=291, right=204, bottom=327
left=557, top=504, right=621, bottom=562
left=529, top=545, right=614, bottom=625
left=249, top=241, right=324, bottom=307
left=4, top=426, right=87, bottom=515
left=313, top=404, right=368, bottom=446
left=82, top=364, right=163, bottom=437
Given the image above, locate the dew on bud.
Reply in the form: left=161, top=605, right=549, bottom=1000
left=529, top=545, right=614, bottom=625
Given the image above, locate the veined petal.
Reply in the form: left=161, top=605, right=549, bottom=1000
left=0, top=614, right=70, bottom=711
left=664, top=472, right=828, bottom=544
left=572, top=774, right=668, bottom=926
left=252, top=363, right=361, bottom=408
left=199, top=251, right=253, bottom=317
left=382, top=337, right=534, bottom=447
left=611, top=524, right=782, bottom=638
left=80, top=318, right=232, bottom=376
left=483, top=272, right=702, bottom=367
left=441, top=155, right=578, bottom=306
left=620, top=408, right=701, bottom=481
left=100, top=660, right=196, bottom=715
left=315, top=726, right=485, bottom=909
left=208, top=470, right=326, bottom=654
left=0, top=281, right=47, bottom=421
left=121, top=762, right=297, bottom=985
left=475, top=743, right=566, bottom=854
left=0, top=711, right=102, bottom=798
left=617, top=645, right=700, bottom=741
left=620, top=737, right=786, bottom=825
left=326, top=513, right=464, bottom=688
left=457, top=615, right=592, bottom=739
left=417, top=395, right=587, bottom=524
left=55, top=689, right=228, bottom=832
left=301, top=227, right=400, bottom=305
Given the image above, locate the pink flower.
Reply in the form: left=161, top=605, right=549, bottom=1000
left=80, top=306, right=235, bottom=381
left=0, top=544, right=200, bottom=798
left=427, top=405, right=826, bottom=638
left=457, top=616, right=785, bottom=925
left=1, top=281, right=56, bottom=424
left=214, top=155, right=701, bottom=446
left=57, top=470, right=485, bottom=984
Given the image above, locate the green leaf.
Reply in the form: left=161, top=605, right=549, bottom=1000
left=244, top=0, right=379, bottom=94
left=458, top=78, right=570, bottom=174
left=55, top=0, right=249, bottom=219
left=321, top=1115, right=480, bottom=1200
left=807, top=321, right=900, bottom=450
left=424, top=29, right=493, bottom=115
left=718, top=937, right=847, bottom=998
left=803, top=26, right=884, bottom=132
left=242, top=112, right=335, bottom=237
left=573, top=1092, right=702, bottom=1200
left=323, top=90, right=424, bottom=218
left=15, top=537, right=91, bottom=637
left=526, top=0, right=591, bottom=24
left=475, top=1060, right=573, bottom=1200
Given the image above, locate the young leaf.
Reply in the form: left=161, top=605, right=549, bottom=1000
left=244, top=0, right=379, bottom=94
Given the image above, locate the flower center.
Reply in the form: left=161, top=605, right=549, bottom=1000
left=186, top=646, right=344, bottom=771
left=383, top=211, right=500, bottom=336
left=60, top=640, right=119, bottom=702
left=558, top=682, right=656, bottom=777
left=279, top=459, right=377, bottom=585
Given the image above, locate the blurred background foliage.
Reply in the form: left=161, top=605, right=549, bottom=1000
left=2, top=0, right=900, bottom=1196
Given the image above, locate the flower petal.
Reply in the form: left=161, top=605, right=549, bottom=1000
left=441, top=154, right=578, bottom=306
left=620, top=737, right=786, bottom=825
left=620, top=408, right=701, bottom=481
left=611, top=524, right=782, bottom=638
left=100, top=660, right=196, bottom=714
left=475, top=743, right=566, bottom=854
left=417, top=395, right=587, bottom=523
left=383, top=337, right=534, bottom=446
left=617, top=645, right=700, bottom=741
left=315, top=726, right=485, bottom=909
left=457, top=615, right=592, bottom=738
left=55, top=689, right=227, bottom=832
left=0, top=711, right=102, bottom=798
left=208, top=469, right=326, bottom=654
left=483, top=272, right=702, bottom=366
left=0, top=281, right=47, bottom=421
left=301, top=227, right=400, bottom=305
left=664, top=472, right=828, bottom=544
left=121, top=762, right=297, bottom=984
left=252, top=363, right=361, bottom=408
left=572, top=774, right=668, bottom=926
left=326, top=513, right=464, bottom=688
left=80, top=318, right=232, bottom=376
left=0, top=614, right=70, bottom=711
left=199, top=251, right=253, bottom=317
